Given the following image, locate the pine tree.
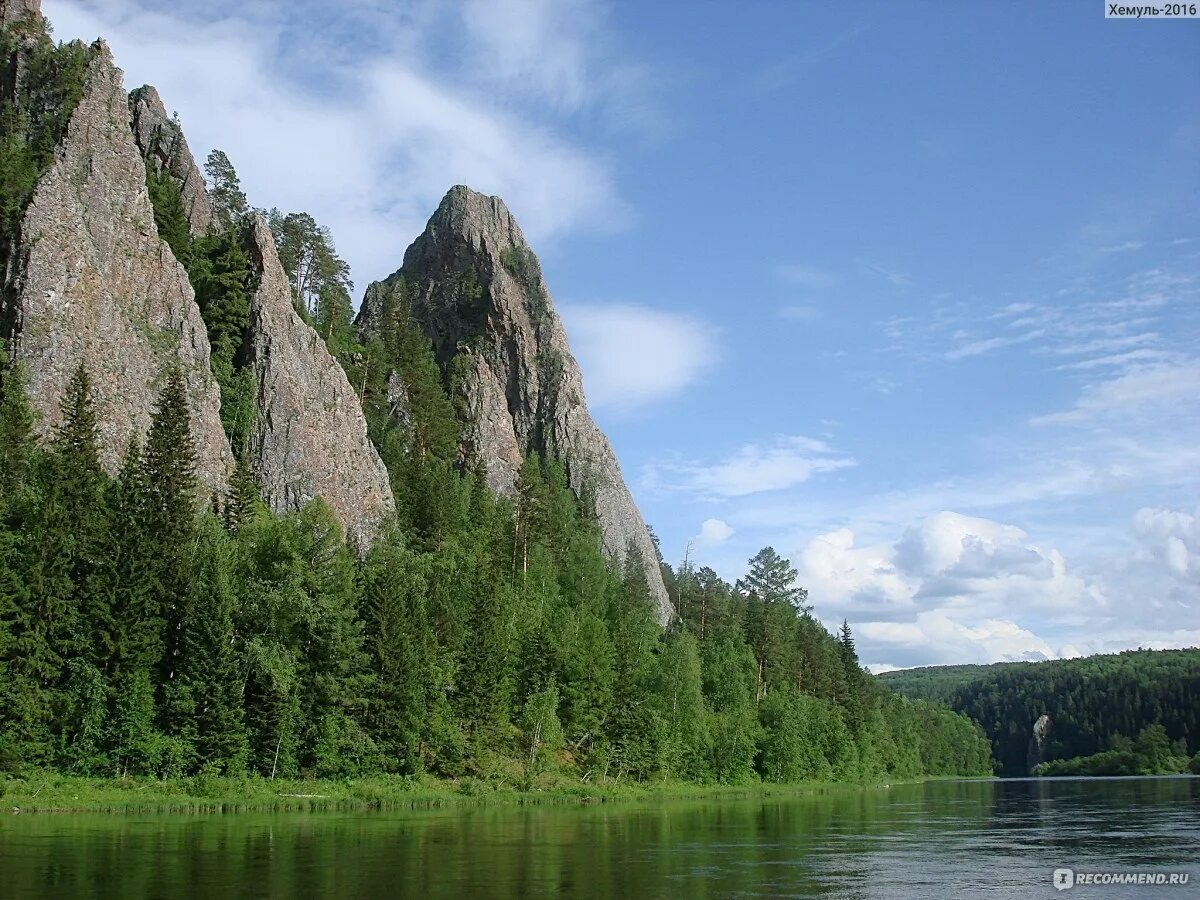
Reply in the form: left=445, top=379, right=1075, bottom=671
left=204, top=149, right=248, bottom=232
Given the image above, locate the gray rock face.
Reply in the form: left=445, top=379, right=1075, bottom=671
left=370, top=185, right=673, bottom=624
left=243, top=215, right=394, bottom=550
left=10, top=40, right=232, bottom=490
left=0, top=0, right=40, bottom=26
left=129, top=85, right=213, bottom=237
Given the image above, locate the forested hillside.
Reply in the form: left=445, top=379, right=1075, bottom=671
left=0, top=10, right=992, bottom=789
left=881, top=650, right=1200, bottom=775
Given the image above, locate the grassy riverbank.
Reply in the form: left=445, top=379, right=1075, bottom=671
left=0, top=771, right=901, bottom=815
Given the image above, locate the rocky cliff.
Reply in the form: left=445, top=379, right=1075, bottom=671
left=8, top=39, right=232, bottom=489
left=0, top=0, right=39, bottom=28
left=244, top=215, right=394, bottom=550
left=129, top=85, right=213, bottom=237
left=364, top=186, right=673, bottom=623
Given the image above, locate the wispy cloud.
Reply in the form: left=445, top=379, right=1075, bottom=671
left=860, top=260, right=911, bottom=287
left=645, top=436, right=855, bottom=499
left=47, top=0, right=649, bottom=289
left=1099, top=240, right=1146, bottom=254
left=748, top=22, right=872, bottom=95
left=1031, top=360, right=1200, bottom=426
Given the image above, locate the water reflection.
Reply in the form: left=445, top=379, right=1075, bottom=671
left=1, top=778, right=1196, bottom=898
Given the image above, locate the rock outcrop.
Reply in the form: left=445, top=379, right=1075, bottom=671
left=366, top=186, right=673, bottom=623
left=243, top=215, right=394, bottom=550
left=129, top=85, right=213, bottom=237
left=9, top=40, right=232, bottom=489
left=0, top=0, right=40, bottom=27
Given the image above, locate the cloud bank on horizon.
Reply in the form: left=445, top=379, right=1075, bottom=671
left=43, top=0, right=1200, bottom=670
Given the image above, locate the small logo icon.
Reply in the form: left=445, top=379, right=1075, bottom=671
left=1053, top=869, right=1075, bottom=891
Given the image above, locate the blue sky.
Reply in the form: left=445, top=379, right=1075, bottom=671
left=46, top=0, right=1199, bottom=669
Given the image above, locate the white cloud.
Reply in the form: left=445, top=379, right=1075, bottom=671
left=1031, top=361, right=1200, bottom=426
left=646, top=436, right=856, bottom=499
left=558, top=303, right=719, bottom=413
left=46, top=0, right=635, bottom=290
left=858, top=612, right=1061, bottom=666
left=796, top=512, right=1114, bottom=668
left=693, top=518, right=734, bottom=548
left=1099, top=240, right=1145, bottom=254
left=1132, top=506, right=1199, bottom=581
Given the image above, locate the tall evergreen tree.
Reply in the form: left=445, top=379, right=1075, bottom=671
left=0, top=360, right=36, bottom=504
left=140, top=368, right=199, bottom=687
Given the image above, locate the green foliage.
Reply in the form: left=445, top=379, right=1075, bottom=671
left=145, top=162, right=190, bottom=263
left=268, top=209, right=352, bottom=321
left=884, top=649, right=1200, bottom=775
left=205, top=149, right=248, bottom=233
left=520, top=678, right=564, bottom=781
left=1033, top=723, right=1195, bottom=777
left=0, top=21, right=90, bottom=321
left=0, top=338, right=991, bottom=786
left=0, top=359, right=36, bottom=503
left=140, top=147, right=258, bottom=456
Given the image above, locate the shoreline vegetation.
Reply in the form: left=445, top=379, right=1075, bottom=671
left=1, top=772, right=930, bottom=815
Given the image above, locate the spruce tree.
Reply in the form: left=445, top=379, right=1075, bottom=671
left=164, top=515, right=247, bottom=774
left=0, top=360, right=36, bottom=504
left=140, top=368, right=199, bottom=687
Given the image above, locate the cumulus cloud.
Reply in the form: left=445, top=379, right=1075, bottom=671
left=46, top=0, right=637, bottom=290
left=1132, top=506, right=1199, bottom=581
left=798, top=512, right=1111, bottom=668
left=646, top=436, right=855, bottom=499
left=558, top=303, right=718, bottom=413
left=858, top=612, right=1062, bottom=667
left=692, top=518, right=734, bottom=548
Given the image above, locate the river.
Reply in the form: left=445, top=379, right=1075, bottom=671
left=1, top=777, right=1197, bottom=897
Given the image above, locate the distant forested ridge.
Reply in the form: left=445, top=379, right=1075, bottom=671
left=879, top=650, right=1200, bottom=775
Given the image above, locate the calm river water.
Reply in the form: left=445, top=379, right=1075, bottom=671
left=1, top=777, right=1197, bottom=898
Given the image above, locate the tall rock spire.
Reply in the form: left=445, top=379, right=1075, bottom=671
left=8, top=40, right=232, bottom=490
left=129, top=85, right=214, bottom=237
left=243, top=215, right=395, bottom=550
left=366, top=185, right=674, bottom=624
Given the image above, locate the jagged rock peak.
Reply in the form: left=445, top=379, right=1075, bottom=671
left=243, top=215, right=395, bottom=551
left=129, top=85, right=213, bottom=237
left=387, top=184, right=674, bottom=624
left=0, top=0, right=41, bottom=26
left=10, top=39, right=233, bottom=490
